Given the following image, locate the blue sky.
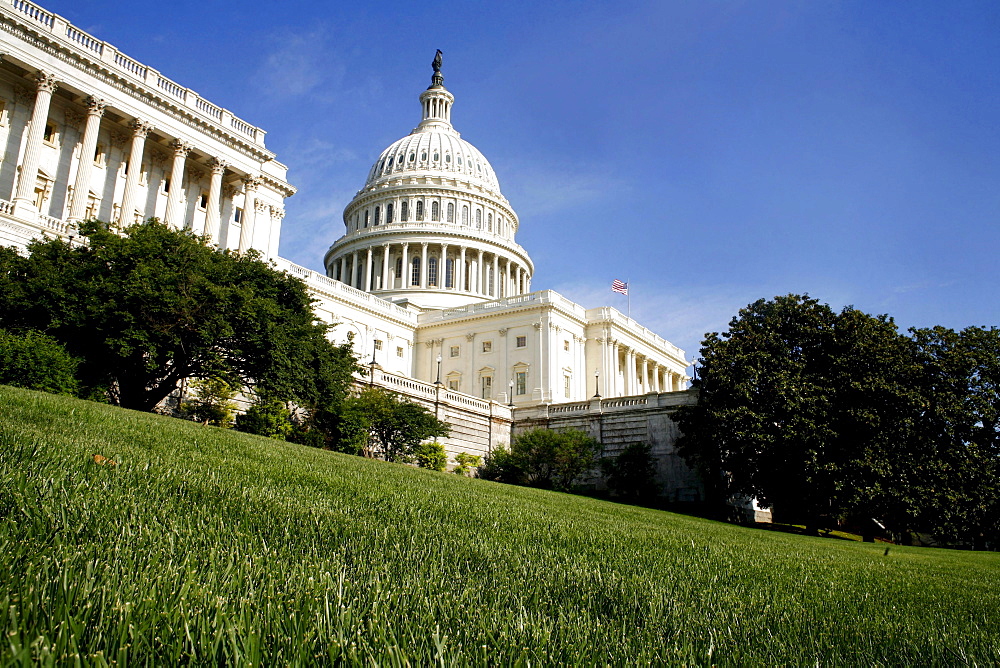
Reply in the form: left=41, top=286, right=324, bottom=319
left=45, top=0, right=1000, bottom=358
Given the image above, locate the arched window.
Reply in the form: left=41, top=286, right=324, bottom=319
left=421, top=152, right=427, bottom=161
left=433, top=152, right=439, bottom=161
left=447, top=202, right=455, bottom=223
left=401, top=200, right=409, bottom=222
left=461, top=206, right=469, bottom=225
left=411, top=257, right=420, bottom=286
left=374, top=206, right=381, bottom=225
left=487, top=213, right=493, bottom=232
left=488, top=266, right=494, bottom=295
left=445, top=258, right=454, bottom=288
left=416, top=200, right=424, bottom=221
left=428, top=257, right=438, bottom=286
left=408, top=152, right=415, bottom=162
left=445, top=153, right=451, bottom=163
left=431, top=201, right=440, bottom=221
left=386, top=202, right=393, bottom=223
left=475, top=209, right=482, bottom=229
left=395, top=257, right=402, bottom=277
left=364, top=210, right=369, bottom=228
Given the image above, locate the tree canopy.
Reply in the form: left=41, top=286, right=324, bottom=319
left=0, top=220, right=357, bottom=412
left=676, top=293, right=1000, bottom=545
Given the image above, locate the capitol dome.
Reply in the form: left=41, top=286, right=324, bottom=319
left=324, top=54, right=534, bottom=310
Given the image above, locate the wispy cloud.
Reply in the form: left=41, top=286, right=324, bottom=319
left=255, top=27, right=343, bottom=97
left=503, top=165, right=627, bottom=217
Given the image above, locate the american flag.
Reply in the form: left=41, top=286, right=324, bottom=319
left=611, top=279, right=628, bottom=295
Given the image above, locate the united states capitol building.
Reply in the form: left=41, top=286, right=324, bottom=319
left=0, top=0, right=704, bottom=488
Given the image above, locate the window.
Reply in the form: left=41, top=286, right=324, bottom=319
left=482, top=340, right=492, bottom=353
left=445, top=153, right=451, bottom=163
left=488, top=213, right=493, bottom=232
left=475, top=209, right=482, bottom=229
left=564, top=340, right=570, bottom=352
left=386, top=202, right=393, bottom=223
left=396, top=346, right=404, bottom=357
left=374, top=339, right=383, bottom=350
left=93, top=142, right=106, bottom=166
left=421, top=152, right=427, bottom=161
left=564, top=375, right=572, bottom=399
left=516, top=335, right=526, bottom=348
left=445, top=258, right=454, bottom=288
left=408, top=152, right=415, bottom=162
left=461, top=206, right=469, bottom=225
left=364, top=210, right=370, bottom=227
left=401, top=200, right=409, bottom=221
left=415, top=200, right=424, bottom=221
left=481, top=375, right=492, bottom=400
left=198, top=192, right=208, bottom=209
left=234, top=207, right=243, bottom=224
left=433, top=152, right=439, bottom=161
left=515, top=371, right=527, bottom=396
left=43, top=122, right=56, bottom=144
left=447, top=202, right=454, bottom=223
left=450, top=345, right=460, bottom=358
left=448, top=379, right=459, bottom=391
left=395, top=257, right=402, bottom=277
left=458, top=156, right=463, bottom=166
left=428, top=257, right=438, bottom=286
left=411, top=258, right=420, bottom=286
left=431, top=200, right=440, bottom=221
left=162, top=177, right=170, bottom=194
left=374, top=206, right=381, bottom=225
left=488, top=267, right=494, bottom=295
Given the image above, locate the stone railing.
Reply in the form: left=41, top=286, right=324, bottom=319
left=0, top=198, right=13, bottom=215
left=368, top=369, right=512, bottom=421
left=2, top=0, right=266, bottom=148
left=329, top=220, right=532, bottom=260
left=422, top=290, right=588, bottom=323
left=514, top=389, right=697, bottom=421
left=274, top=258, right=418, bottom=323
left=588, top=306, right=687, bottom=362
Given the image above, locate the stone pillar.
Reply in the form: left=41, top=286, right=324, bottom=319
left=12, top=71, right=58, bottom=217
left=365, top=246, right=374, bottom=291
left=440, top=243, right=449, bottom=288
left=476, top=249, right=485, bottom=295
left=204, top=158, right=228, bottom=244
left=381, top=243, right=391, bottom=290
left=67, top=96, right=106, bottom=224
left=351, top=249, right=360, bottom=288
left=459, top=246, right=467, bottom=292
left=164, top=140, right=192, bottom=228
left=238, top=176, right=260, bottom=253
left=505, top=260, right=512, bottom=298
left=401, top=243, right=409, bottom=288
left=420, top=242, right=429, bottom=289
left=642, top=357, right=650, bottom=392
left=117, top=118, right=153, bottom=226
left=492, top=254, right=499, bottom=298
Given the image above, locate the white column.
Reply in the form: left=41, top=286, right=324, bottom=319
left=492, top=254, right=499, bottom=298
left=350, top=249, right=359, bottom=288
left=238, top=176, right=260, bottom=253
left=505, top=260, right=512, bottom=298
left=67, top=96, right=106, bottom=224
left=164, top=139, right=192, bottom=228
left=117, top=118, right=153, bottom=226
left=400, top=243, right=409, bottom=288
left=440, top=243, right=449, bottom=288
left=459, top=246, right=467, bottom=292
left=365, top=246, right=374, bottom=291
left=642, top=357, right=650, bottom=393
left=420, top=242, right=429, bottom=289
left=381, top=243, right=391, bottom=290
left=205, top=158, right=228, bottom=244
left=476, top=249, right=485, bottom=295
left=13, top=71, right=58, bottom=217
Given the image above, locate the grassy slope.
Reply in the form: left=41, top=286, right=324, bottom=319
left=1, top=386, right=998, bottom=666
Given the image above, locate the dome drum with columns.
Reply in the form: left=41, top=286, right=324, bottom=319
left=324, top=58, right=533, bottom=310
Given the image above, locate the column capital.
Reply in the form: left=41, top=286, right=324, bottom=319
left=34, top=70, right=57, bottom=93
left=254, top=200, right=269, bottom=213
left=85, top=96, right=107, bottom=116
left=170, top=139, right=192, bottom=157
left=208, top=157, right=229, bottom=175
left=129, top=118, right=153, bottom=138
left=270, top=205, right=285, bottom=220
left=242, top=174, right=262, bottom=191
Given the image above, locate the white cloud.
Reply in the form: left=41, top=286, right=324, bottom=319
left=255, top=28, right=343, bottom=97
left=504, top=165, right=627, bottom=217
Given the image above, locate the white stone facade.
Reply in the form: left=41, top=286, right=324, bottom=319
left=0, top=1, right=691, bottom=454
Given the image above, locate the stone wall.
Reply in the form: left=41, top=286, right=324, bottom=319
left=512, top=390, right=703, bottom=502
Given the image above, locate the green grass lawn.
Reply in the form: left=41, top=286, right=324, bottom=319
left=2, top=385, right=999, bottom=665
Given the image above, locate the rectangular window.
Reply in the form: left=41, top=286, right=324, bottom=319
left=515, top=371, right=527, bottom=396
left=450, top=345, right=460, bottom=358
left=448, top=379, right=459, bottom=391
left=374, top=340, right=383, bottom=350
left=482, top=340, right=492, bottom=353
left=43, top=122, right=56, bottom=143
left=162, top=177, right=170, bottom=194
left=516, top=335, right=526, bottom=348
left=198, top=192, right=208, bottom=209
left=564, top=375, right=571, bottom=399
left=445, top=258, right=454, bottom=288
left=481, top=376, right=492, bottom=400
left=93, top=143, right=106, bottom=166
left=234, top=207, right=243, bottom=224
left=396, top=346, right=404, bottom=357
left=564, top=340, right=570, bottom=352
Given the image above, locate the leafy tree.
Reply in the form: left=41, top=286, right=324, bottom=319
left=0, top=220, right=352, bottom=411
left=412, top=440, right=448, bottom=471
left=453, top=452, right=481, bottom=476
left=234, top=393, right=294, bottom=439
left=480, top=429, right=601, bottom=491
left=601, top=443, right=659, bottom=501
left=337, top=387, right=449, bottom=462
left=181, top=377, right=238, bottom=427
left=0, top=328, right=79, bottom=395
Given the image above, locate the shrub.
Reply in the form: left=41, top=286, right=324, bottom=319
left=601, top=442, right=659, bottom=500
left=413, top=441, right=447, bottom=471
left=479, top=429, right=601, bottom=491
left=0, top=329, right=78, bottom=395
left=181, top=377, right=238, bottom=427
left=453, top=452, right=482, bottom=476
left=234, top=394, right=293, bottom=440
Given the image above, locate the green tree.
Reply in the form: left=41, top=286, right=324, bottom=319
left=0, top=328, right=79, bottom=395
left=601, top=443, right=659, bottom=501
left=453, top=452, right=482, bottom=476
left=234, top=393, right=294, bottom=439
left=480, top=429, right=601, bottom=492
left=0, top=220, right=354, bottom=412
left=181, top=377, right=238, bottom=427
left=412, top=440, right=448, bottom=471
left=337, top=387, right=449, bottom=462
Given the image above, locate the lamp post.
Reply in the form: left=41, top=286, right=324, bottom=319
left=508, top=379, right=515, bottom=408
left=593, top=368, right=601, bottom=399
left=368, top=339, right=378, bottom=386
left=434, top=353, right=443, bottom=419
left=435, top=354, right=443, bottom=386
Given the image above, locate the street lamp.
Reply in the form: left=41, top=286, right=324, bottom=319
left=508, top=379, right=515, bottom=408
left=368, top=339, right=378, bottom=386
left=593, top=368, right=601, bottom=399
left=435, top=353, right=443, bottom=386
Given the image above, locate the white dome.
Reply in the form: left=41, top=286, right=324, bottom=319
left=365, top=130, right=501, bottom=195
